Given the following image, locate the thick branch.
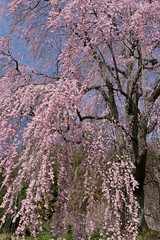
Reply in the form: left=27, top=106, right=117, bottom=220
left=76, top=110, right=109, bottom=122
left=147, top=120, right=157, bottom=134
left=84, top=85, right=109, bottom=103
left=149, top=84, right=160, bottom=103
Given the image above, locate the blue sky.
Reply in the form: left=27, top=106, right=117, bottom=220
left=0, top=15, right=9, bottom=37
left=0, top=14, right=36, bottom=68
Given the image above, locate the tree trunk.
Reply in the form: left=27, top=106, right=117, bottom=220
left=135, top=152, right=148, bottom=231
left=125, top=101, right=148, bottom=231
left=134, top=124, right=148, bottom=231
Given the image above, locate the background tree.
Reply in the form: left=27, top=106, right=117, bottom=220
left=0, top=0, right=160, bottom=239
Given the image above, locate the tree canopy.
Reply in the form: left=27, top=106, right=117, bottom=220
left=0, top=0, right=160, bottom=239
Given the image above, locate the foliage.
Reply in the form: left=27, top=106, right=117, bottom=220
left=0, top=0, right=160, bottom=239
left=1, top=231, right=160, bottom=240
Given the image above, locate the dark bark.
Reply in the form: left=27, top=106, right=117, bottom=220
left=135, top=150, right=148, bottom=231
left=125, top=95, right=149, bottom=231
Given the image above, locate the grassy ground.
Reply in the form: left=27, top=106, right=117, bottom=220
left=0, top=234, right=10, bottom=240
left=137, top=230, right=160, bottom=240
left=0, top=230, right=160, bottom=240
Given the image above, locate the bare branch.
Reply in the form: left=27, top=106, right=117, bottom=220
left=84, top=85, right=109, bottom=102
left=76, top=110, right=110, bottom=122
left=149, top=84, right=160, bottom=103
left=147, top=120, right=157, bottom=134
left=32, top=70, right=60, bottom=80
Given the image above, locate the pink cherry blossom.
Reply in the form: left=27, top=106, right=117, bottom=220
left=0, top=0, right=160, bottom=239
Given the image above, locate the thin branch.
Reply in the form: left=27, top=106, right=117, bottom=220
left=8, top=50, right=21, bottom=74
left=14, top=0, right=42, bottom=26
left=32, top=70, right=60, bottom=80
left=76, top=110, right=129, bottom=136
left=12, top=82, right=49, bottom=93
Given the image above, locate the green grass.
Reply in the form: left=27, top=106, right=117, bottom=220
left=137, top=230, right=160, bottom=240
left=0, top=230, right=160, bottom=240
